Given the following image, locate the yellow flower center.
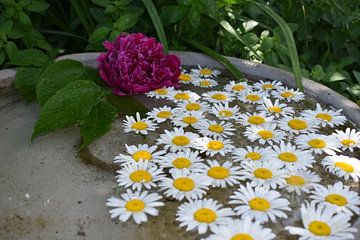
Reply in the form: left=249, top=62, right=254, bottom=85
left=232, top=84, right=245, bottom=91
left=173, top=177, right=195, bottom=191
left=200, top=80, right=211, bottom=87
left=219, top=110, right=233, bottom=117
left=182, top=116, right=198, bottom=124
left=258, top=130, right=273, bottom=139
left=200, top=69, right=212, bottom=75
left=262, top=83, right=273, bottom=89
left=245, top=152, right=261, bottom=161
left=129, top=170, right=152, bottom=182
left=131, top=121, right=148, bottom=130
left=156, top=111, right=172, bottom=119
left=308, top=139, right=326, bottom=148
left=179, top=74, right=192, bottom=82
left=285, top=175, right=305, bottom=186
left=288, top=119, right=308, bottom=130
left=334, top=162, right=354, bottom=172
left=231, top=234, right=254, bottom=240
left=172, top=136, right=190, bottom=146
left=278, top=152, right=297, bottom=162
left=316, top=113, right=332, bottom=122
left=207, top=140, right=224, bottom=150
left=308, top=221, right=331, bottom=236
left=248, top=116, right=265, bottom=125
left=212, top=93, right=227, bottom=101
left=341, top=139, right=356, bottom=146
left=154, top=88, right=168, bottom=95
left=207, top=166, right=229, bottom=179
left=132, top=150, right=152, bottom=162
left=246, top=94, right=260, bottom=102
left=281, top=91, right=295, bottom=98
left=253, top=168, right=273, bottom=179
left=249, top=197, right=271, bottom=211
left=325, top=194, right=348, bottom=206
left=172, top=158, right=192, bottom=169
left=185, top=103, right=201, bottom=111
left=175, top=93, right=190, bottom=100
left=193, top=208, right=217, bottom=223
left=208, top=124, right=224, bottom=133
left=268, top=106, right=282, bottom=113
left=125, top=199, right=145, bottom=212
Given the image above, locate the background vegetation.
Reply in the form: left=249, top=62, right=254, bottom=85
left=1, top=0, right=360, bottom=104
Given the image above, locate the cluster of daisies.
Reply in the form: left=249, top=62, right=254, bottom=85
left=107, top=65, right=360, bottom=240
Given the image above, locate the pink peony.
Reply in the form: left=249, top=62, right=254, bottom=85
left=97, top=33, right=181, bottom=96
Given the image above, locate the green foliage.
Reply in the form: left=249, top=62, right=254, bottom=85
left=15, top=67, right=43, bottom=101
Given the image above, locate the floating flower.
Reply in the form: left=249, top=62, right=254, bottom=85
left=232, top=146, right=275, bottom=163
left=295, top=133, right=340, bottom=155
left=244, top=123, right=285, bottom=145
left=168, top=89, right=200, bottom=103
left=256, top=97, right=294, bottom=118
left=223, top=80, right=251, bottom=94
left=210, top=102, right=240, bottom=120
left=278, top=116, right=318, bottom=135
left=123, top=112, right=157, bottom=135
left=157, top=127, right=199, bottom=152
left=178, top=70, right=196, bottom=84
left=147, top=106, right=175, bottom=123
left=237, top=112, right=274, bottom=126
left=175, top=101, right=210, bottom=114
left=106, top=189, right=164, bottom=224
left=310, top=181, right=360, bottom=216
left=285, top=201, right=357, bottom=240
left=192, top=78, right=218, bottom=88
left=229, top=184, right=290, bottom=223
left=191, top=65, right=221, bottom=78
left=238, top=91, right=267, bottom=104
left=284, top=170, right=321, bottom=195
left=176, top=198, right=234, bottom=234
left=272, top=86, right=304, bottom=102
left=322, top=155, right=360, bottom=182
left=194, top=119, right=235, bottom=139
left=193, top=137, right=235, bottom=157
left=253, top=80, right=283, bottom=92
left=114, top=144, right=166, bottom=165
left=202, top=91, right=235, bottom=104
left=97, top=33, right=181, bottom=95
left=332, top=128, right=360, bottom=152
left=301, top=103, right=347, bottom=128
left=145, top=86, right=175, bottom=99
left=172, top=111, right=204, bottom=128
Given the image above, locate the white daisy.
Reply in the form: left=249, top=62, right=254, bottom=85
left=168, top=89, right=200, bottom=103
left=253, top=80, right=283, bottom=91
left=322, top=155, right=360, bottom=182
left=198, top=160, right=242, bottom=188
left=244, top=123, right=285, bottom=145
left=176, top=198, right=234, bottom=234
left=295, top=133, right=340, bottom=155
left=114, top=144, right=166, bottom=165
left=256, top=97, right=294, bottom=118
left=238, top=91, right=267, bottom=104
left=284, top=170, right=321, bottom=195
left=272, top=141, right=315, bottom=170
left=310, top=181, right=360, bottom=216
left=175, top=101, right=210, bottom=114
left=116, top=160, right=164, bottom=191
left=272, top=86, right=305, bottom=102
left=123, top=112, right=157, bottom=135
left=146, top=106, right=175, bottom=123
left=145, top=86, right=175, bottom=99
left=202, top=91, right=235, bottom=104
left=155, top=149, right=206, bottom=174
left=301, top=103, right=347, bottom=128
left=194, top=119, right=235, bottom=138
left=192, top=78, right=218, bottom=88
left=332, top=128, right=360, bottom=152
left=159, top=170, right=211, bottom=201
left=237, top=112, right=274, bottom=126
left=278, top=116, right=318, bottom=135
left=157, top=127, right=199, bottom=152
left=285, top=201, right=357, bottom=240
left=207, top=217, right=276, bottom=240
left=191, top=65, right=221, bottom=78
left=210, top=102, right=240, bottom=120
left=232, top=146, right=276, bottom=163
left=223, top=80, right=251, bottom=94
left=178, top=71, right=197, bottom=84
left=229, top=183, right=290, bottom=223
left=193, top=137, right=235, bottom=157
left=106, top=189, right=164, bottom=224
left=240, top=161, right=287, bottom=189
left=172, top=111, right=204, bottom=128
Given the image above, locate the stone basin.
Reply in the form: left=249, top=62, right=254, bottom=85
left=1, top=51, right=359, bottom=239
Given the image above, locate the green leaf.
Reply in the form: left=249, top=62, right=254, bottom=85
left=91, top=0, right=110, bottom=7
left=26, top=0, right=49, bottom=12
left=36, top=60, right=88, bottom=105
left=23, top=31, right=52, bottom=51
left=32, top=80, right=104, bottom=139
left=242, top=20, right=258, bottom=33
left=142, top=0, right=168, bottom=53
left=7, top=23, right=28, bottom=39
left=9, top=48, right=49, bottom=67
left=106, top=94, right=149, bottom=116
left=79, top=101, right=117, bottom=150
left=329, top=71, right=346, bottom=82
left=89, top=26, right=111, bottom=43
left=0, top=19, right=13, bottom=34
left=15, top=67, right=43, bottom=101
left=310, top=65, right=325, bottom=81
left=338, top=56, right=355, bottom=68
left=346, top=84, right=360, bottom=97
left=0, top=52, right=5, bottom=66
left=260, top=37, right=273, bottom=51
left=17, top=12, right=32, bottom=29
left=353, top=71, right=360, bottom=84
left=5, top=41, right=18, bottom=59
left=189, top=5, right=201, bottom=30
left=114, top=12, right=139, bottom=31
left=160, top=5, right=187, bottom=26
